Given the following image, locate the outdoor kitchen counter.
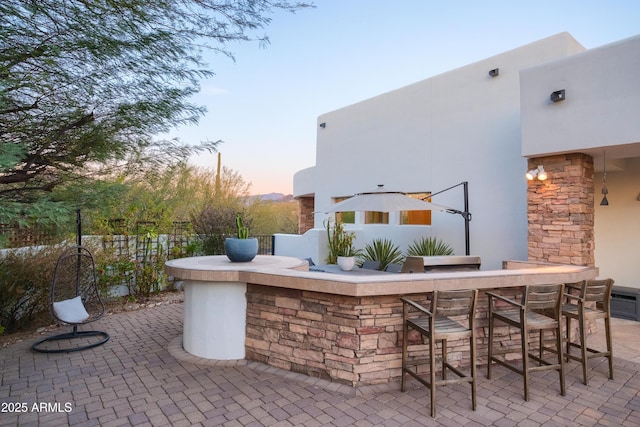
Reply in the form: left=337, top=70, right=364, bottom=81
left=167, top=256, right=597, bottom=297
left=166, top=256, right=598, bottom=385
left=240, top=260, right=597, bottom=296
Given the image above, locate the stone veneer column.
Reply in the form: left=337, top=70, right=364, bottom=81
left=527, top=153, right=594, bottom=266
left=298, top=196, right=315, bottom=234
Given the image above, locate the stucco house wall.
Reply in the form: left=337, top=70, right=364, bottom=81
left=520, top=34, right=640, bottom=288
left=291, top=33, right=586, bottom=271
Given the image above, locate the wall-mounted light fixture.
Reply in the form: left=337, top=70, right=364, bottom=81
left=489, top=68, right=499, bottom=77
left=319, top=122, right=326, bottom=128
left=526, top=165, right=548, bottom=181
left=550, top=89, right=565, bottom=102
left=600, top=151, right=609, bottom=206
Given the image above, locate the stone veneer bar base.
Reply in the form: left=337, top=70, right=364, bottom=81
left=246, top=286, right=406, bottom=385
left=245, top=285, right=561, bottom=387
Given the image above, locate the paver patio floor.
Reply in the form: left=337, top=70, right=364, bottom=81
left=1, top=300, right=639, bottom=426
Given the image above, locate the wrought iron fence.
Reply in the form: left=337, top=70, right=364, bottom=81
left=0, top=223, right=62, bottom=248
left=1, top=219, right=274, bottom=257
left=197, top=234, right=274, bottom=256
left=98, top=228, right=273, bottom=297
left=0, top=221, right=276, bottom=309
left=257, top=235, right=275, bottom=255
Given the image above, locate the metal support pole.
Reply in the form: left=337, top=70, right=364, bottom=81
left=462, top=182, right=470, bottom=256
left=76, top=208, right=82, bottom=247
left=428, top=181, right=471, bottom=256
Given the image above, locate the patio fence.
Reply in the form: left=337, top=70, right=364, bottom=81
left=0, top=220, right=274, bottom=257
left=0, top=223, right=62, bottom=248
left=1, top=221, right=274, bottom=298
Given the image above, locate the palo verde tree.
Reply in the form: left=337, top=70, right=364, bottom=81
left=0, top=0, right=312, bottom=228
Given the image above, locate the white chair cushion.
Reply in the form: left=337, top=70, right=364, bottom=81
left=53, top=296, right=90, bottom=323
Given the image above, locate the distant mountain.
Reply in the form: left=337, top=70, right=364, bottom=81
left=251, top=193, right=294, bottom=202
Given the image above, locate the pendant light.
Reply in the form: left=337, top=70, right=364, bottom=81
left=600, top=151, right=608, bottom=206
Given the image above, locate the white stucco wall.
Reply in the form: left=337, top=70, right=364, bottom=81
left=273, top=229, right=326, bottom=265
left=292, top=166, right=315, bottom=197
left=292, top=33, right=585, bottom=270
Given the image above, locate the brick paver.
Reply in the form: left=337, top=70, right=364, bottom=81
left=1, top=301, right=640, bottom=426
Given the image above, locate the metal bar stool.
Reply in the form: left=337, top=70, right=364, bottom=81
left=487, top=284, right=565, bottom=401
left=563, top=279, right=614, bottom=385
left=401, top=289, right=478, bottom=417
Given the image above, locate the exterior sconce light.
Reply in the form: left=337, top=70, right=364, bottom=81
left=550, top=89, right=565, bottom=102
left=489, top=68, right=499, bottom=77
left=526, top=165, right=548, bottom=181
left=319, top=122, right=326, bottom=128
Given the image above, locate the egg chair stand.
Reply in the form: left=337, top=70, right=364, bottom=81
left=32, top=246, right=110, bottom=353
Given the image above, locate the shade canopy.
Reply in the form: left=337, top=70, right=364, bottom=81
left=322, top=191, right=453, bottom=213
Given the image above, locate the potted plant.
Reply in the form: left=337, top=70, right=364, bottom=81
left=325, top=219, right=361, bottom=271
left=224, top=213, right=258, bottom=262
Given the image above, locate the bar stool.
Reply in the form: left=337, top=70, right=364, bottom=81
left=487, top=284, right=565, bottom=401
left=401, top=289, right=478, bottom=417
left=563, top=279, right=614, bottom=385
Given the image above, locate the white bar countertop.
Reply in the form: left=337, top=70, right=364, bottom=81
left=166, top=256, right=598, bottom=297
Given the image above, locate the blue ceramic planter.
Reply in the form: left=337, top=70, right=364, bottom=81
left=224, top=238, right=259, bottom=262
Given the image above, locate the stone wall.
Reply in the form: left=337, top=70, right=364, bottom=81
left=297, top=197, right=315, bottom=234
left=245, top=284, right=537, bottom=387
left=527, top=153, right=594, bottom=266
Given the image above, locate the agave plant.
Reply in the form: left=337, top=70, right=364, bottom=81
left=361, top=238, right=404, bottom=271
left=407, top=236, right=454, bottom=257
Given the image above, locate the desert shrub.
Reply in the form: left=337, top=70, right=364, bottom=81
left=169, top=238, right=202, bottom=259
left=191, top=205, right=248, bottom=255
left=95, top=250, right=136, bottom=298
left=134, top=232, right=167, bottom=298
left=0, top=244, right=70, bottom=334
left=95, top=235, right=167, bottom=300
left=360, top=238, right=404, bottom=271
left=407, top=237, right=454, bottom=256
left=200, top=234, right=226, bottom=255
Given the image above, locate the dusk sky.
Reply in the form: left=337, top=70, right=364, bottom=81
left=165, top=1, right=640, bottom=195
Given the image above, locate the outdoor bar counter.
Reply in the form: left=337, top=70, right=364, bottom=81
left=165, top=256, right=598, bottom=387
